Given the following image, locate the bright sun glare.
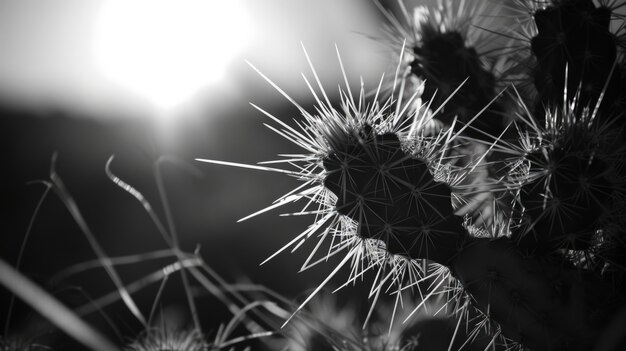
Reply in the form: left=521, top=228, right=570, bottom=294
left=94, top=0, right=249, bottom=112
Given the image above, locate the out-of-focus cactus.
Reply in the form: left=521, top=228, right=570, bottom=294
left=124, top=329, right=208, bottom=351
left=529, top=0, right=625, bottom=115
left=380, top=0, right=515, bottom=139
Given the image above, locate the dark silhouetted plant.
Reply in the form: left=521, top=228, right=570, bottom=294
left=200, top=0, right=626, bottom=349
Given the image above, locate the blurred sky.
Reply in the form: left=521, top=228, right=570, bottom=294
left=0, top=0, right=404, bottom=342
left=0, top=0, right=389, bottom=121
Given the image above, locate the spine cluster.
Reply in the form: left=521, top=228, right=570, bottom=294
left=322, top=126, right=463, bottom=265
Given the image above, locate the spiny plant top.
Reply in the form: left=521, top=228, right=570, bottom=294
left=379, top=0, right=514, bottom=138
left=505, top=89, right=626, bottom=276
left=197, top=47, right=495, bottom=327
left=124, top=329, right=209, bottom=351
left=321, top=123, right=463, bottom=265
left=513, top=0, right=626, bottom=117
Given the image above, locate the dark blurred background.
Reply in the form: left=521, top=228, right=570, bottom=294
left=0, top=0, right=426, bottom=347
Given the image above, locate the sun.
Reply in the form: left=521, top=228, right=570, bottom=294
left=93, top=0, right=249, bottom=112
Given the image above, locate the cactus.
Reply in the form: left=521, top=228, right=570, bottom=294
left=316, top=103, right=620, bottom=350
left=508, top=0, right=626, bottom=292
left=380, top=0, right=514, bottom=139
left=507, top=101, right=625, bottom=252
left=529, top=0, right=625, bottom=116
left=200, top=0, right=626, bottom=349
left=321, top=126, right=464, bottom=265
left=451, top=236, right=613, bottom=351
